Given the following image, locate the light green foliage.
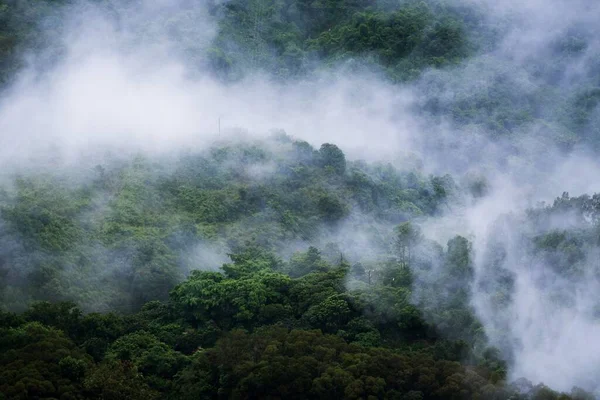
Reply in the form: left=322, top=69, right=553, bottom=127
left=0, top=136, right=448, bottom=311
left=1, top=177, right=90, bottom=252
left=171, top=249, right=292, bottom=329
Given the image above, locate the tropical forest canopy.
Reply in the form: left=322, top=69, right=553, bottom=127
left=1, top=0, right=600, bottom=399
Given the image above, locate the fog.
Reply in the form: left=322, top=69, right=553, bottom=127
left=2, top=0, right=600, bottom=395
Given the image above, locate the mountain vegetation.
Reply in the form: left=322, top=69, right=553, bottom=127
left=1, top=0, right=599, bottom=399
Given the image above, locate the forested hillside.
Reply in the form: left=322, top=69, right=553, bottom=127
left=1, top=138, right=596, bottom=399
left=1, top=0, right=600, bottom=399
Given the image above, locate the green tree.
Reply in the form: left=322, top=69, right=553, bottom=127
left=394, top=222, right=423, bottom=266
left=319, top=143, right=347, bottom=175
left=84, top=360, right=160, bottom=400
left=0, top=322, right=92, bottom=399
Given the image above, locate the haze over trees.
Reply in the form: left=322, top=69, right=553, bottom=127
left=1, top=0, right=600, bottom=399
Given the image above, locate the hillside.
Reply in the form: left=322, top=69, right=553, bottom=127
left=1, top=0, right=600, bottom=399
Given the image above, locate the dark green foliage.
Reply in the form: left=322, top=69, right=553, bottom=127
left=0, top=0, right=67, bottom=87
left=0, top=0, right=479, bottom=84
left=211, top=0, right=476, bottom=80
left=310, top=4, right=470, bottom=79
left=171, top=327, right=531, bottom=400
left=318, top=143, right=346, bottom=175
left=23, top=301, right=82, bottom=338
left=0, top=226, right=589, bottom=399
left=83, top=360, right=160, bottom=400
left=0, top=322, right=92, bottom=399
left=105, top=331, right=188, bottom=392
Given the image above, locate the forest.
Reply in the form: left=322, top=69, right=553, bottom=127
left=1, top=0, right=600, bottom=399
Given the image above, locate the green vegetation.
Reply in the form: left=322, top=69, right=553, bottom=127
left=212, top=0, right=474, bottom=80
left=0, top=136, right=596, bottom=399
left=0, top=136, right=453, bottom=311
left=1, top=0, right=600, bottom=398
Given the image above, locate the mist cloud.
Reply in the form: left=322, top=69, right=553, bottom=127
left=2, top=0, right=600, bottom=395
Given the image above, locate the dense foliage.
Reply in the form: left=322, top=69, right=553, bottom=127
left=0, top=244, right=594, bottom=399
left=0, top=251, right=590, bottom=399
left=0, top=135, right=454, bottom=311
left=1, top=137, right=597, bottom=399
left=1, top=0, right=600, bottom=399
